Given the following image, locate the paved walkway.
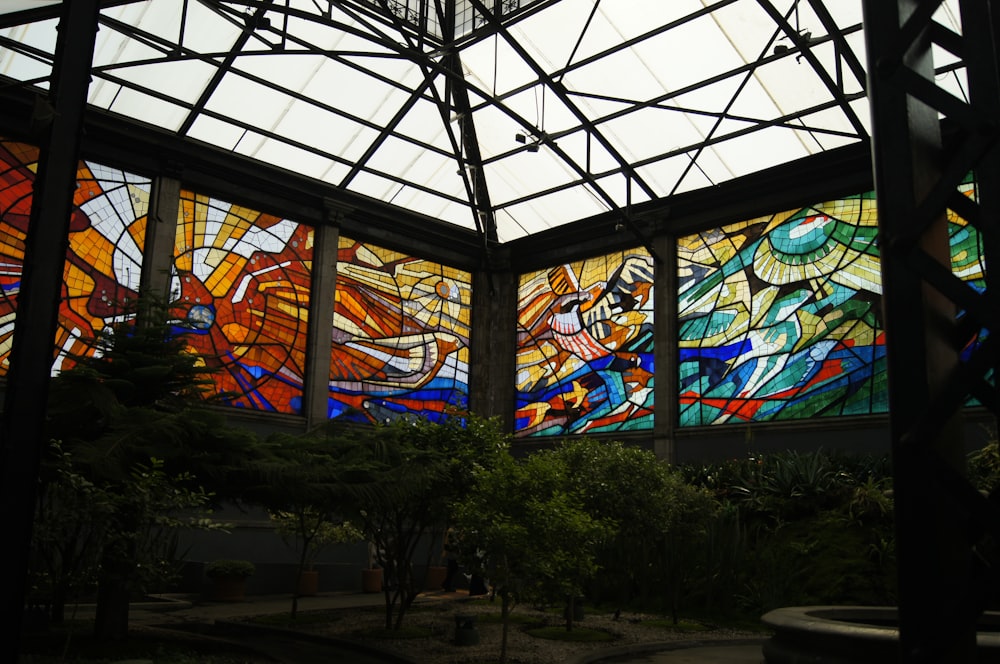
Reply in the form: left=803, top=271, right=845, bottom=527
left=125, top=588, right=397, bottom=625
left=114, top=591, right=765, bottom=664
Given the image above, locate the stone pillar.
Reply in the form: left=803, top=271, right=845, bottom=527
left=302, top=202, right=343, bottom=430
left=653, top=233, right=676, bottom=463
left=141, top=172, right=182, bottom=304
left=469, top=266, right=516, bottom=434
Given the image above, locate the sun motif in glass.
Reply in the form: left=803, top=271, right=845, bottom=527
left=172, top=191, right=312, bottom=414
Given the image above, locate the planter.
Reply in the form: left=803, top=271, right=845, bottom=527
left=361, top=567, right=383, bottom=593
left=761, top=606, right=1000, bottom=663
left=297, top=569, right=320, bottom=596
left=425, top=565, right=448, bottom=590
left=210, top=575, right=248, bottom=602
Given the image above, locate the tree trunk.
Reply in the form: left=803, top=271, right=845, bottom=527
left=50, top=578, right=69, bottom=625
left=92, top=556, right=130, bottom=641
left=500, top=591, right=510, bottom=664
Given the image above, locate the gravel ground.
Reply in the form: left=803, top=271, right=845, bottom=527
left=269, top=597, right=768, bottom=664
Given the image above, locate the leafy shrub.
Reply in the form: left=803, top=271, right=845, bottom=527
left=205, top=559, right=256, bottom=578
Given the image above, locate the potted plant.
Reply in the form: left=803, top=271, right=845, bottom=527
left=205, top=559, right=255, bottom=602
left=362, top=541, right=383, bottom=593
left=271, top=509, right=362, bottom=600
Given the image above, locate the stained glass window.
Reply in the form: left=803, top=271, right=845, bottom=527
left=172, top=191, right=312, bottom=414
left=0, top=139, right=150, bottom=376
left=952, top=178, right=988, bottom=404
left=330, top=238, right=471, bottom=423
left=515, top=248, right=655, bottom=437
left=678, top=194, right=886, bottom=426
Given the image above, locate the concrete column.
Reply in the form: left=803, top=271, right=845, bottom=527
left=653, top=233, right=676, bottom=463
left=141, top=173, right=182, bottom=304
left=303, top=202, right=343, bottom=430
left=469, top=266, right=516, bottom=434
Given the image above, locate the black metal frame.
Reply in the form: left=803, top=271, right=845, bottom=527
left=864, top=0, right=1000, bottom=660
left=2, top=1, right=999, bottom=661
left=0, top=0, right=877, bottom=256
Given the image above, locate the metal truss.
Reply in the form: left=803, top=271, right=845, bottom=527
left=864, top=0, right=1000, bottom=660
left=0, top=0, right=874, bottom=248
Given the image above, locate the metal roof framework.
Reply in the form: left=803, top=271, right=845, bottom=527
left=0, top=0, right=968, bottom=253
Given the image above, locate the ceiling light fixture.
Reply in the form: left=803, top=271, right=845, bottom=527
left=515, top=132, right=540, bottom=152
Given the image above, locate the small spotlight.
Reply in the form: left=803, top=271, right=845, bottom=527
left=526, top=143, right=539, bottom=153
left=515, top=133, right=527, bottom=144
left=774, top=44, right=789, bottom=55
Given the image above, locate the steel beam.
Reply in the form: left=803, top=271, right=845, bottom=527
left=0, top=0, right=102, bottom=653
left=863, top=0, right=1000, bottom=660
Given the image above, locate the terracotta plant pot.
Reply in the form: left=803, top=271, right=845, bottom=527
left=210, top=575, right=247, bottom=602
left=297, top=569, right=320, bottom=596
left=361, top=567, right=383, bottom=593
left=425, top=565, right=447, bottom=590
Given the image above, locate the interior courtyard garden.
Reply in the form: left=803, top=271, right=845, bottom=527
left=2, top=1, right=999, bottom=662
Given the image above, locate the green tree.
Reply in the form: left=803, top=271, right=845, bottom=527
left=550, top=439, right=718, bottom=618
left=37, top=303, right=258, bottom=641
left=249, top=430, right=365, bottom=618
left=316, top=412, right=506, bottom=631
left=453, top=448, right=612, bottom=662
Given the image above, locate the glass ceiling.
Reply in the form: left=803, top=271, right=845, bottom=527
left=0, top=1, right=967, bottom=245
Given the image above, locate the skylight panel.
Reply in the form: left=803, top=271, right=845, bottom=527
left=0, top=46, right=50, bottom=87
left=234, top=52, right=330, bottom=94
left=562, top=48, right=666, bottom=108
left=537, top=128, right=621, bottom=179
left=243, top=134, right=353, bottom=183
left=794, top=106, right=866, bottom=149
left=299, top=58, right=416, bottom=129
left=592, top=172, right=645, bottom=210
left=393, top=99, right=454, bottom=154
left=462, top=32, right=538, bottom=97
left=96, top=60, right=217, bottom=109
left=103, top=88, right=189, bottom=132
left=625, top=21, right=745, bottom=93
left=400, top=195, right=475, bottom=231
left=0, top=17, right=55, bottom=54
left=710, top=2, right=783, bottom=64
left=711, top=124, right=813, bottom=177
left=485, top=147, right=580, bottom=207
left=365, top=134, right=441, bottom=182
left=459, top=104, right=516, bottom=161
left=206, top=74, right=302, bottom=132
left=347, top=168, right=408, bottom=203
left=653, top=150, right=725, bottom=195
left=497, top=184, right=608, bottom=239
left=391, top=169, right=472, bottom=224
left=595, top=108, right=703, bottom=165
left=488, top=85, right=577, bottom=140
left=187, top=115, right=252, bottom=152
left=634, top=154, right=712, bottom=198
left=2, top=2, right=57, bottom=13
left=0, top=19, right=55, bottom=86
left=725, top=68, right=800, bottom=124
left=275, top=101, right=381, bottom=163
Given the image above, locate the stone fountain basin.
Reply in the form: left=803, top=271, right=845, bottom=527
left=760, top=606, right=1000, bottom=663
